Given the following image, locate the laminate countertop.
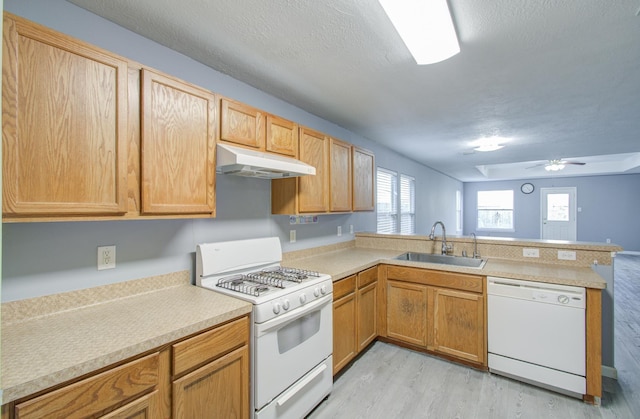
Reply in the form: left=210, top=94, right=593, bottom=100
left=1, top=271, right=252, bottom=405
left=284, top=247, right=607, bottom=289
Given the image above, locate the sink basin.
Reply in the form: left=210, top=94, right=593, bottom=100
left=394, top=252, right=486, bottom=269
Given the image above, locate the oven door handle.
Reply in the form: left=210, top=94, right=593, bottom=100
left=255, top=294, right=332, bottom=337
left=276, top=362, right=328, bottom=407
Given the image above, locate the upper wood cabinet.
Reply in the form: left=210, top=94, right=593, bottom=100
left=220, top=97, right=298, bottom=157
left=2, top=13, right=128, bottom=218
left=352, top=146, right=375, bottom=211
left=140, top=68, right=216, bottom=215
left=329, top=138, right=352, bottom=212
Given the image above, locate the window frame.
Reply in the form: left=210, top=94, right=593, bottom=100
left=376, top=167, right=415, bottom=234
left=476, top=189, right=515, bottom=232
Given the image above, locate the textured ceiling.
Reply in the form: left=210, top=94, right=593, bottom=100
left=67, top=0, right=640, bottom=181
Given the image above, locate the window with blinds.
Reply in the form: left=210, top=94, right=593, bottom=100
left=376, top=168, right=397, bottom=233
left=376, top=169, right=415, bottom=234
left=477, top=189, right=514, bottom=230
left=400, top=175, right=415, bottom=234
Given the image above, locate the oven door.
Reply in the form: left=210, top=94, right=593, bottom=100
left=254, top=294, right=332, bottom=410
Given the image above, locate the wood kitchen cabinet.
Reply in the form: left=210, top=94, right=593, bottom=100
left=4, top=316, right=250, bottom=419
left=13, top=352, right=168, bottom=418
left=219, top=97, right=298, bottom=157
left=2, top=13, right=128, bottom=218
left=272, top=126, right=330, bottom=214
left=140, top=68, right=217, bottom=215
left=333, top=267, right=379, bottom=375
left=329, top=138, right=352, bottom=212
left=352, top=146, right=375, bottom=211
left=383, top=265, right=486, bottom=367
left=172, top=316, right=250, bottom=419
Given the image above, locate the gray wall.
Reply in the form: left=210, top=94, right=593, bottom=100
left=463, top=174, right=640, bottom=251
left=1, top=0, right=462, bottom=302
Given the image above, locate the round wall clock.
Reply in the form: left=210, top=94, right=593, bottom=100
left=520, top=183, right=535, bottom=194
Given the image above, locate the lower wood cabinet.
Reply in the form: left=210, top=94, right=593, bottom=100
left=383, top=265, right=486, bottom=367
left=333, top=267, right=378, bottom=375
left=5, top=315, right=250, bottom=419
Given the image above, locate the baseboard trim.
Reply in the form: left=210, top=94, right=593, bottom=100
left=602, top=365, right=618, bottom=379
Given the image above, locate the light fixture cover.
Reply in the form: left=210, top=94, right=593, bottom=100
left=473, top=136, right=507, bottom=152
left=379, top=0, right=460, bottom=65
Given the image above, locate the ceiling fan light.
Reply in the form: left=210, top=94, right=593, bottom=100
left=545, top=162, right=565, bottom=171
left=378, top=0, right=460, bottom=65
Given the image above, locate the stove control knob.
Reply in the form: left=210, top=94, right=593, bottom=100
left=299, top=294, right=307, bottom=304
left=273, top=302, right=282, bottom=315
left=282, top=299, right=290, bottom=310
left=320, top=285, right=328, bottom=295
left=313, top=288, right=320, bottom=297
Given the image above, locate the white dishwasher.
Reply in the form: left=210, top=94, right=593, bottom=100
left=487, top=276, right=586, bottom=397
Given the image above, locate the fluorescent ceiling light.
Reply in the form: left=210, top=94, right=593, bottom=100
left=379, top=0, right=460, bottom=65
left=473, top=136, right=506, bottom=152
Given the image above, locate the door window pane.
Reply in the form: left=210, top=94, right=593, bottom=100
left=547, top=193, right=569, bottom=221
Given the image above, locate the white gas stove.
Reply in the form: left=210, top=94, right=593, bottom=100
left=196, top=237, right=333, bottom=419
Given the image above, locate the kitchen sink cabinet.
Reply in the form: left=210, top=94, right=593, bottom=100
left=2, top=13, right=129, bottom=219
left=333, top=267, right=379, bottom=375
left=352, top=146, right=375, bottom=211
left=219, top=98, right=298, bottom=158
left=431, top=288, right=485, bottom=364
left=140, top=68, right=217, bottom=216
left=329, top=138, right=352, bottom=212
left=3, top=316, right=250, bottom=419
left=382, top=265, right=487, bottom=367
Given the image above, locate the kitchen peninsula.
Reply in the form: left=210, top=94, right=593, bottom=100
left=283, top=232, right=620, bottom=404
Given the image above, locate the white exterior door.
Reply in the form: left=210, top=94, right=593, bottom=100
left=541, top=187, right=577, bottom=241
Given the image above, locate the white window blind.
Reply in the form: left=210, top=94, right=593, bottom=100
left=477, top=190, right=514, bottom=230
left=400, top=175, right=415, bottom=234
left=376, top=168, right=397, bottom=233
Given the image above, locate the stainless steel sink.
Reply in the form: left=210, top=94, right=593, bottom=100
left=394, top=252, right=486, bottom=269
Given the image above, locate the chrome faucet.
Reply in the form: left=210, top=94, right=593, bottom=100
left=471, top=232, right=480, bottom=259
left=429, top=221, right=451, bottom=255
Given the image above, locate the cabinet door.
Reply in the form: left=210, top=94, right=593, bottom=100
left=173, top=345, right=249, bottom=419
left=141, top=69, right=216, bottom=215
left=2, top=14, right=128, bottom=216
left=352, top=147, right=375, bottom=211
left=220, top=98, right=265, bottom=150
left=432, top=288, right=485, bottom=365
left=329, top=138, right=352, bottom=212
left=298, top=127, right=329, bottom=213
left=386, top=280, right=428, bottom=347
left=333, top=292, right=357, bottom=375
left=100, top=391, right=157, bottom=419
left=266, top=114, right=298, bottom=157
left=357, top=281, right=377, bottom=351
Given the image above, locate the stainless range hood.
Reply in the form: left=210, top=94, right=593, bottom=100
left=216, top=143, right=316, bottom=179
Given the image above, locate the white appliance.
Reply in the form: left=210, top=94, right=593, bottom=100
left=488, top=276, right=586, bottom=398
left=216, top=143, right=317, bottom=179
left=196, top=237, right=333, bottom=419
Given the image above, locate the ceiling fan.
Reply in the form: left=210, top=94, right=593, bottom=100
left=526, top=159, right=586, bottom=171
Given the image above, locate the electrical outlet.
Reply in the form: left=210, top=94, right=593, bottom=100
left=523, top=248, right=539, bottom=258
left=349, top=225, right=354, bottom=234
left=558, top=250, right=577, bottom=261
left=337, top=226, right=342, bottom=236
left=606, top=238, right=611, bottom=244
left=97, top=245, right=116, bottom=270
left=290, top=230, right=296, bottom=243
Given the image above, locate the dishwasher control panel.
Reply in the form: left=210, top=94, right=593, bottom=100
left=487, top=276, right=585, bottom=309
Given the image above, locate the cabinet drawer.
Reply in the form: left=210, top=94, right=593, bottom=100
left=386, top=265, right=483, bottom=293
left=173, top=316, right=249, bottom=377
left=357, top=266, right=377, bottom=288
left=333, top=275, right=356, bottom=300
left=15, top=353, right=159, bottom=419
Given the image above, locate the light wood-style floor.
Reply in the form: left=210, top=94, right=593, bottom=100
left=309, top=253, right=639, bottom=418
